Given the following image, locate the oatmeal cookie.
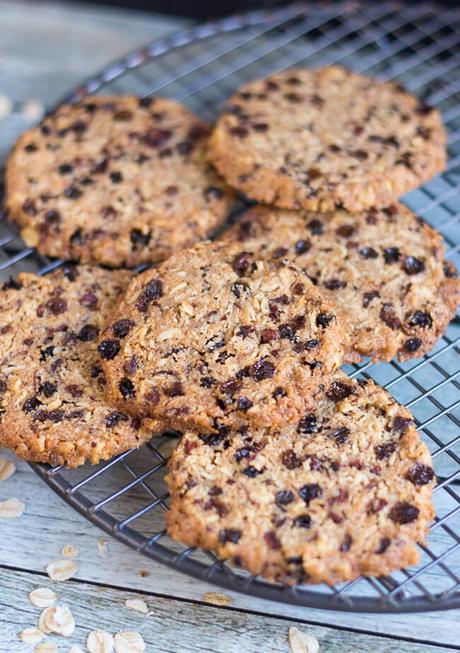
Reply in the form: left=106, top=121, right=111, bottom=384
left=0, top=266, right=158, bottom=466
left=209, top=66, right=446, bottom=212
left=166, top=372, right=435, bottom=585
left=6, top=96, right=234, bottom=267
left=99, top=240, right=347, bottom=432
left=222, top=203, right=459, bottom=361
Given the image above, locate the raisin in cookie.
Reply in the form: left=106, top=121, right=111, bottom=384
left=166, top=372, right=435, bottom=585
left=222, top=203, right=459, bottom=362
left=0, top=266, right=158, bottom=467
left=99, top=240, right=346, bottom=433
left=6, top=96, right=234, bottom=267
left=209, top=66, right=446, bottom=212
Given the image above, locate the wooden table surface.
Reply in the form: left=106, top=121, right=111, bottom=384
left=1, top=2, right=459, bottom=651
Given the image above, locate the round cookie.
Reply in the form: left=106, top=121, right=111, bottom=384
left=209, top=66, right=446, bottom=212
left=99, top=240, right=347, bottom=433
left=0, top=266, right=158, bottom=467
left=221, top=203, right=460, bottom=362
left=6, top=96, right=234, bottom=267
left=166, top=372, right=435, bottom=585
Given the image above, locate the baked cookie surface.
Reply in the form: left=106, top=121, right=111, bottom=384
left=209, top=66, right=446, bottom=212
left=166, top=372, right=435, bottom=585
left=6, top=96, right=234, bottom=267
left=99, top=240, right=346, bottom=432
left=0, top=266, right=157, bottom=467
left=222, top=203, right=459, bottom=362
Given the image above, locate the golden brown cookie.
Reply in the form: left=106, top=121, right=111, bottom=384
left=99, top=240, right=347, bottom=433
left=209, top=66, right=446, bottom=212
left=221, top=203, right=459, bottom=362
left=0, top=266, right=158, bottom=467
left=166, top=372, right=435, bottom=585
left=6, top=96, right=234, bottom=267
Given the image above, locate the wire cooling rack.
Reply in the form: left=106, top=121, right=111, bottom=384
left=1, top=0, right=460, bottom=612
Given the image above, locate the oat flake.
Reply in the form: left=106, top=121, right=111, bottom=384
left=68, top=647, right=84, bottom=653
left=29, top=587, right=58, bottom=608
left=34, top=641, right=58, bottom=653
left=22, top=99, right=45, bottom=122
left=114, top=631, right=146, bottom=653
left=61, top=543, right=79, bottom=558
left=97, top=538, right=108, bottom=554
left=87, top=629, right=114, bottom=653
left=46, top=559, right=77, bottom=582
left=203, top=591, right=232, bottom=606
left=39, top=604, right=75, bottom=637
left=0, top=95, right=13, bottom=120
left=0, top=457, right=16, bottom=482
left=19, top=627, right=44, bottom=645
left=125, top=598, right=148, bottom=614
left=288, top=627, right=320, bottom=653
left=0, top=497, right=25, bottom=518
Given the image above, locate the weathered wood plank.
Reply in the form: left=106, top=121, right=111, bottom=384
left=0, top=0, right=188, bottom=160
left=0, top=567, right=455, bottom=653
left=2, top=451, right=460, bottom=647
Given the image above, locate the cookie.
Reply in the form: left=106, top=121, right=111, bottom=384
left=99, top=240, right=347, bottom=433
left=221, top=203, right=459, bottom=362
left=209, top=66, right=446, bottom=212
left=6, top=96, right=234, bottom=267
left=166, top=372, right=435, bottom=585
left=0, top=266, right=158, bottom=467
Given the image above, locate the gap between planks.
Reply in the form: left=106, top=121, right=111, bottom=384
left=1, top=567, right=458, bottom=653
left=2, top=452, right=460, bottom=647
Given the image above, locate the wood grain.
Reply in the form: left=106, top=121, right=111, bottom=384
left=2, top=451, right=460, bottom=648
left=0, top=1, right=459, bottom=650
left=0, top=567, right=455, bottom=653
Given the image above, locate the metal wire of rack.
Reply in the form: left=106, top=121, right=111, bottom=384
left=1, top=0, right=460, bottom=613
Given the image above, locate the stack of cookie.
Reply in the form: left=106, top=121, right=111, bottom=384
left=1, top=66, right=458, bottom=586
